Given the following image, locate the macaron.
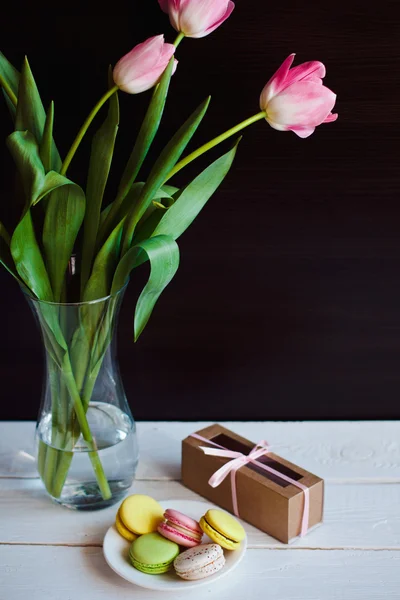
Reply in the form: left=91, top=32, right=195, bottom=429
left=115, top=509, right=137, bottom=542
left=174, top=543, right=225, bottom=580
left=199, top=509, right=246, bottom=550
left=119, top=494, right=164, bottom=535
left=129, top=532, right=180, bottom=574
left=158, top=509, right=203, bottom=548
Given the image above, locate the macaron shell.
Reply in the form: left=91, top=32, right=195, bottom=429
left=177, top=554, right=225, bottom=580
left=204, top=509, right=246, bottom=543
left=199, top=516, right=239, bottom=550
left=119, top=495, right=164, bottom=535
left=115, top=509, right=137, bottom=542
left=174, top=543, right=225, bottom=580
left=163, top=509, right=203, bottom=535
left=130, top=558, right=171, bottom=575
left=129, top=532, right=180, bottom=573
left=157, top=522, right=200, bottom=548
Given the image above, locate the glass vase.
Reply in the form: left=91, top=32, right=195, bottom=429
left=25, top=285, right=139, bottom=510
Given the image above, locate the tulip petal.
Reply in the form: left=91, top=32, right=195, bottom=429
left=290, top=126, right=316, bottom=138
left=260, top=54, right=295, bottom=109
left=266, top=80, right=337, bottom=128
left=284, top=61, right=326, bottom=89
left=323, top=112, right=338, bottom=123
left=114, top=36, right=164, bottom=85
left=158, top=0, right=169, bottom=12
left=179, top=0, right=233, bottom=38
left=196, top=1, right=235, bottom=38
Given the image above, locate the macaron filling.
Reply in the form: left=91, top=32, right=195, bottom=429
left=203, top=517, right=237, bottom=544
left=163, top=519, right=203, bottom=542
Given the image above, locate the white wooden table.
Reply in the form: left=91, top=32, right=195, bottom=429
left=1, top=421, right=399, bottom=599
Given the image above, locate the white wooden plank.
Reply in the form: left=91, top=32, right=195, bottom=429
left=1, top=479, right=400, bottom=549
left=1, top=420, right=400, bottom=481
left=1, top=546, right=399, bottom=600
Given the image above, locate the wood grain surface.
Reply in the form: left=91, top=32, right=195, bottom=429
left=1, top=421, right=400, bottom=599
left=1, top=1, right=399, bottom=420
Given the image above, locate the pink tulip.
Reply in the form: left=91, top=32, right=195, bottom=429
left=158, top=0, right=235, bottom=38
left=113, top=35, right=177, bottom=94
left=260, top=54, right=338, bottom=138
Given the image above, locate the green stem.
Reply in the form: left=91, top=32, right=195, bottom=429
left=60, top=85, right=119, bottom=176
left=165, top=111, right=266, bottom=183
left=174, top=32, right=185, bottom=48
left=0, top=73, right=17, bottom=107
left=62, top=354, right=111, bottom=500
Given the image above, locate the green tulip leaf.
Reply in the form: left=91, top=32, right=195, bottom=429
left=0, top=228, right=24, bottom=287
left=111, top=234, right=179, bottom=341
left=0, top=51, right=19, bottom=115
left=0, top=221, right=11, bottom=246
left=15, top=57, right=61, bottom=171
left=43, top=184, right=86, bottom=302
left=10, top=209, right=53, bottom=300
left=153, top=138, right=240, bottom=240
left=81, top=72, right=119, bottom=291
left=98, top=58, right=175, bottom=242
left=83, top=220, right=124, bottom=303
left=122, top=97, right=211, bottom=253
left=7, top=130, right=83, bottom=211
left=39, top=101, right=55, bottom=173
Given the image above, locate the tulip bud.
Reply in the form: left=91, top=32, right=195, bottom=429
left=158, top=0, right=235, bottom=39
left=113, top=35, right=177, bottom=94
left=260, top=54, right=338, bottom=138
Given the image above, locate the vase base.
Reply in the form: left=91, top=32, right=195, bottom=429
left=50, top=479, right=134, bottom=511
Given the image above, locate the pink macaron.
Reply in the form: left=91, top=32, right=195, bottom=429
left=157, top=509, right=203, bottom=547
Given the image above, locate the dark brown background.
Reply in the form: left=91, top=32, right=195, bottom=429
left=1, top=0, right=399, bottom=420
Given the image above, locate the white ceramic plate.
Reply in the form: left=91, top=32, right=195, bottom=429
left=103, top=499, right=247, bottom=591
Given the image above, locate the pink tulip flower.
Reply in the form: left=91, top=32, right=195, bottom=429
left=158, top=0, right=235, bottom=38
left=260, top=54, right=338, bottom=138
left=113, top=35, right=177, bottom=94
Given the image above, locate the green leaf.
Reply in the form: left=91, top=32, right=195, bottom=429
left=10, top=210, right=53, bottom=300
left=98, top=58, right=175, bottom=242
left=81, top=72, right=119, bottom=291
left=0, top=51, right=19, bottom=113
left=118, top=58, right=175, bottom=195
left=0, top=231, right=25, bottom=287
left=83, top=220, right=124, bottom=302
left=43, top=184, right=86, bottom=302
left=111, top=235, right=180, bottom=341
left=7, top=130, right=46, bottom=209
left=7, top=131, right=80, bottom=210
left=98, top=183, right=175, bottom=240
left=0, top=221, right=11, bottom=246
left=122, top=97, right=211, bottom=254
left=15, top=57, right=61, bottom=171
left=153, top=139, right=240, bottom=240
left=39, top=102, right=55, bottom=173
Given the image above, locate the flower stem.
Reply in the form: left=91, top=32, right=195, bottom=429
left=165, top=111, right=266, bottom=182
left=62, top=354, right=112, bottom=500
left=60, top=85, right=119, bottom=176
left=174, top=32, right=185, bottom=48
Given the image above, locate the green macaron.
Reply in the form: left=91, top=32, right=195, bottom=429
left=129, top=532, right=180, bottom=574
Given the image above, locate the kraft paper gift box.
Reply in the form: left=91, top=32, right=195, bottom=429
left=181, top=424, right=324, bottom=544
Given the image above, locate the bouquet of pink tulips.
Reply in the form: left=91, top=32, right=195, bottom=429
left=0, top=0, right=337, bottom=501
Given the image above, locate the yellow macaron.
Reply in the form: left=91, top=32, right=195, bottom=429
left=200, top=509, right=246, bottom=550
left=115, top=509, right=138, bottom=542
left=119, top=494, right=164, bottom=536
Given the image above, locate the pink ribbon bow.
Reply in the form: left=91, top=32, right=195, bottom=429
left=191, top=433, right=310, bottom=537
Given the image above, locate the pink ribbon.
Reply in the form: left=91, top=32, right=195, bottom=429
left=190, top=433, right=310, bottom=537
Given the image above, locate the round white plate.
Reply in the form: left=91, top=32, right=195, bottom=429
left=103, top=499, right=247, bottom=591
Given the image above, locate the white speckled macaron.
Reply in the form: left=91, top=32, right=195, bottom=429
left=173, top=543, right=225, bottom=581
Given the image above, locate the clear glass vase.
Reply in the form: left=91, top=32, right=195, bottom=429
left=25, top=285, right=139, bottom=510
